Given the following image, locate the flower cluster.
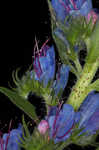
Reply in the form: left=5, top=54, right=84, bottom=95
left=38, top=91, right=99, bottom=144
left=33, top=39, right=70, bottom=97
left=35, top=0, right=99, bottom=145
left=51, top=0, right=98, bottom=22
left=0, top=0, right=99, bottom=150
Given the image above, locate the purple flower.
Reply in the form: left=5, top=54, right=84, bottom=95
left=69, top=0, right=92, bottom=16
left=53, top=64, right=70, bottom=96
left=79, top=91, right=99, bottom=135
left=51, top=0, right=92, bottom=22
left=47, top=104, right=79, bottom=143
left=33, top=43, right=55, bottom=87
left=0, top=124, right=22, bottom=150
left=37, top=91, right=99, bottom=144
left=51, top=0, right=68, bottom=22
left=32, top=40, right=70, bottom=97
left=45, top=92, right=99, bottom=143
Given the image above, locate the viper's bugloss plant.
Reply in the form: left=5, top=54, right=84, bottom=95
left=0, top=0, right=99, bottom=150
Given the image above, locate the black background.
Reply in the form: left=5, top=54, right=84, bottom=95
left=0, top=0, right=99, bottom=150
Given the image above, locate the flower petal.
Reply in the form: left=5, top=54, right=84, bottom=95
left=51, top=0, right=92, bottom=22
left=48, top=104, right=75, bottom=143
left=55, top=104, right=75, bottom=138
left=53, top=64, right=70, bottom=96
left=51, top=0, right=68, bottom=22
left=2, top=124, right=22, bottom=150
left=69, top=0, right=92, bottom=16
left=84, top=109, right=99, bottom=134
left=79, top=92, right=99, bottom=128
left=38, top=120, right=49, bottom=134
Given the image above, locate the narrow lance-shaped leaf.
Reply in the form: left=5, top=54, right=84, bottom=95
left=22, top=115, right=30, bottom=138
left=85, top=21, right=99, bottom=63
left=0, top=87, right=39, bottom=122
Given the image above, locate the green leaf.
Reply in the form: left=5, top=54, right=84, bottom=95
left=22, top=115, right=30, bottom=138
left=53, top=34, right=80, bottom=78
left=96, top=147, right=99, bottom=150
left=0, top=87, right=39, bottom=122
left=88, top=79, right=99, bottom=92
left=85, top=21, right=99, bottom=64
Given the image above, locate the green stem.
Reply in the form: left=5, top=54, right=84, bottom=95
left=67, top=59, right=99, bottom=110
left=74, top=58, right=82, bottom=77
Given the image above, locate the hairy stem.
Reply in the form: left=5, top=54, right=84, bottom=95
left=67, top=59, right=99, bottom=110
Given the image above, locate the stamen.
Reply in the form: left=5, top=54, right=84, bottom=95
left=40, top=38, right=50, bottom=50
left=52, top=107, right=60, bottom=137
left=5, top=120, right=12, bottom=150
left=35, top=37, right=40, bottom=56
left=33, top=43, right=43, bottom=77
left=32, top=40, right=37, bottom=68
left=33, top=44, right=37, bottom=58
left=52, top=124, right=60, bottom=138
left=33, top=60, right=42, bottom=78
left=52, top=101, right=63, bottom=138
left=0, top=138, right=3, bottom=150
left=65, top=0, right=71, bottom=11
left=58, top=101, right=64, bottom=110
left=70, top=0, right=78, bottom=10
left=40, top=38, right=50, bottom=57
left=33, top=37, right=50, bottom=77
left=59, top=0, right=71, bottom=12
left=37, top=56, right=42, bottom=76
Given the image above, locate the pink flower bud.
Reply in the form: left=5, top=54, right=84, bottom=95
left=38, top=120, right=49, bottom=135
left=86, top=10, right=98, bottom=25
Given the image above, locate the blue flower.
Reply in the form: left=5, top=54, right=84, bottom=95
left=47, top=104, right=79, bottom=143
left=78, top=91, right=99, bottom=135
left=51, top=0, right=92, bottom=22
left=51, top=0, right=68, bottom=22
left=53, top=64, right=70, bottom=96
left=69, top=0, right=92, bottom=16
left=46, top=92, right=99, bottom=143
left=0, top=124, right=22, bottom=150
left=33, top=45, right=55, bottom=87
left=32, top=41, right=70, bottom=96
